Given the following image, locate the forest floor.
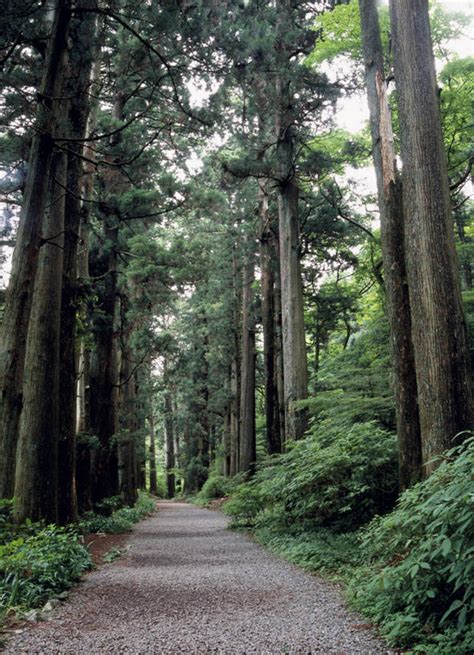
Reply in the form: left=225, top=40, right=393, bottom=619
left=3, top=502, right=393, bottom=654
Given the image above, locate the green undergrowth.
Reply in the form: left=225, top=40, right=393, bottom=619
left=79, top=491, right=155, bottom=534
left=0, top=492, right=155, bottom=625
left=349, top=438, right=474, bottom=654
left=191, top=473, right=246, bottom=506
left=223, top=432, right=474, bottom=654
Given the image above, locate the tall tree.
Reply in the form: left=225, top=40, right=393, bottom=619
left=274, top=0, right=309, bottom=441
left=389, top=0, right=473, bottom=472
left=359, top=0, right=422, bottom=488
left=0, top=0, right=72, bottom=502
left=239, top=234, right=256, bottom=474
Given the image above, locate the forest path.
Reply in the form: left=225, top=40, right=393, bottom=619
left=5, top=502, right=391, bottom=654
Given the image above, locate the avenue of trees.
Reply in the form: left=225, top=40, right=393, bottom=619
left=1, top=0, right=472, bottom=649
left=0, top=0, right=472, bottom=592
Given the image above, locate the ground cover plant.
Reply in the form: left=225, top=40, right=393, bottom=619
left=223, top=436, right=474, bottom=654
left=0, top=493, right=155, bottom=626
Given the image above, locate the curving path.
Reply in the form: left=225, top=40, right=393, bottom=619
left=4, top=502, right=391, bottom=654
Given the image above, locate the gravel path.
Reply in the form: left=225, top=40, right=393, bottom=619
left=4, top=501, right=391, bottom=654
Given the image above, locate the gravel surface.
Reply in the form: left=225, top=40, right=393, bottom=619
left=4, top=501, right=392, bottom=654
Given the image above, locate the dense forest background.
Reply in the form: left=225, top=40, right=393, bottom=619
left=0, top=0, right=472, bottom=652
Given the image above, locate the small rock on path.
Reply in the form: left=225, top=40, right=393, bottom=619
left=4, top=501, right=392, bottom=654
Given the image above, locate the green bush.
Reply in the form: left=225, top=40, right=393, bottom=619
left=79, top=491, right=155, bottom=534
left=225, top=420, right=398, bottom=532
left=350, top=438, right=474, bottom=653
left=255, top=527, right=363, bottom=577
left=0, top=526, right=91, bottom=612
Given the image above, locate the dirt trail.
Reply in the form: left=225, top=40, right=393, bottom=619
left=4, top=501, right=391, bottom=654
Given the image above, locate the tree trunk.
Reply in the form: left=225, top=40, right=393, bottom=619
left=239, top=239, right=256, bottom=474
left=389, top=0, right=473, bottom=473
left=229, top=245, right=241, bottom=475
left=14, top=146, right=67, bottom=523
left=57, top=4, right=97, bottom=523
left=0, top=0, right=72, bottom=500
left=275, top=1, right=308, bottom=441
left=148, top=413, right=158, bottom=495
left=259, top=180, right=281, bottom=455
left=117, top=326, right=138, bottom=508
left=90, top=90, right=126, bottom=502
left=273, top=238, right=286, bottom=448
left=359, top=0, right=422, bottom=489
left=164, top=390, right=175, bottom=498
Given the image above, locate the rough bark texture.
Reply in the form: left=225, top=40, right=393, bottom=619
left=148, top=414, right=158, bottom=495
left=14, top=146, right=67, bottom=523
left=0, top=0, right=72, bottom=499
left=275, top=0, right=308, bottom=441
left=260, top=180, right=282, bottom=455
left=390, top=0, right=473, bottom=473
left=273, top=239, right=286, bottom=448
left=89, top=220, right=120, bottom=501
left=90, top=90, right=126, bottom=502
left=117, top=329, right=138, bottom=507
left=57, top=5, right=97, bottom=523
left=239, top=242, right=256, bottom=474
left=359, top=0, right=422, bottom=489
left=164, top=391, right=175, bottom=499
left=229, top=246, right=241, bottom=476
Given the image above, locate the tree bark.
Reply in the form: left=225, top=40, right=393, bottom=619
left=0, top=0, right=72, bottom=500
left=14, top=145, right=67, bottom=523
left=259, top=180, right=282, bottom=455
left=229, top=245, right=241, bottom=475
left=164, top=390, right=175, bottom=498
left=117, top=323, right=138, bottom=507
left=389, top=0, right=473, bottom=473
left=239, top=238, right=256, bottom=474
left=359, top=0, right=422, bottom=489
left=275, top=0, right=308, bottom=441
left=148, top=413, right=158, bottom=495
left=90, top=90, right=126, bottom=502
left=57, top=4, right=97, bottom=523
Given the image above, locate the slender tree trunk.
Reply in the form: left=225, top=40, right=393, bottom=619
left=260, top=180, right=281, bottom=455
left=359, top=0, right=422, bottom=489
left=117, top=331, right=138, bottom=507
left=76, top=339, right=93, bottom=512
left=273, top=240, right=286, bottom=448
left=0, top=0, right=72, bottom=499
left=148, top=413, right=158, bottom=495
left=14, top=145, right=67, bottom=523
left=239, top=239, right=256, bottom=474
left=164, top=390, right=175, bottom=498
left=390, top=0, right=473, bottom=473
left=230, top=245, right=241, bottom=475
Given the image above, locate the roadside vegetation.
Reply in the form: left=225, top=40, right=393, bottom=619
left=0, top=493, right=155, bottom=626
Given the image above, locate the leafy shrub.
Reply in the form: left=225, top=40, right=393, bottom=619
left=79, top=491, right=155, bottom=534
left=225, top=420, right=398, bottom=532
left=255, top=527, right=363, bottom=577
left=185, top=457, right=209, bottom=494
left=0, top=526, right=91, bottom=612
left=350, top=438, right=474, bottom=653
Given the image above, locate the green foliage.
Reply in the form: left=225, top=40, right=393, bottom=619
left=225, top=419, right=398, bottom=532
left=79, top=492, right=155, bottom=534
left=350, top=438, right=474, bottom=653
left=102, top=547, right=124, bottom=563
left=254, top=528, right=363, bottom=578
left=0, top=526, right=91, bottom=614
left=184, top=457, right=209, bottom=495
left=193, top=473, right=246, bottom=505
